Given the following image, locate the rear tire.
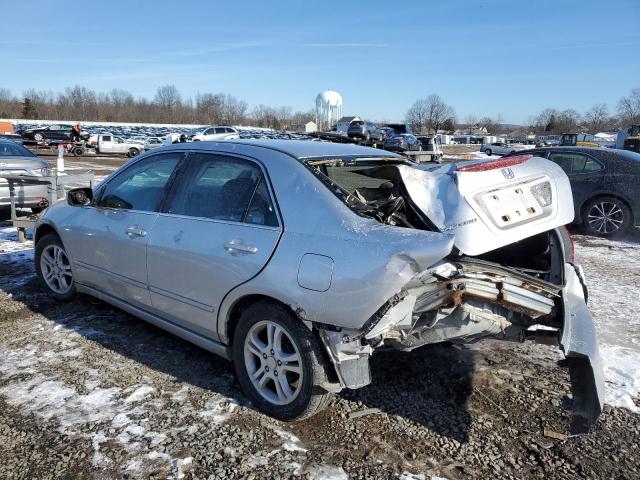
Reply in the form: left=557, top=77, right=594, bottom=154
left=34, top=133, right=44, bottom=142
left=484, top=149, right=492, bottom=156
left=583, top=196, right=631, bottom=237
left=35, top=233, right=77, bottom=302
left=233, top=301, right=332, bottom=421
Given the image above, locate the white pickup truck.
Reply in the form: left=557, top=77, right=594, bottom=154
left=95, top=134, right=144, bottom=157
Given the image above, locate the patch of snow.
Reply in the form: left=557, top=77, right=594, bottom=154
left=400, top=473, right=426, bottom=480
left=125, top=385, right=156, bottom=403
left=198, top=397, right=240, bottom=424
left=298, top=464, right=349, bottom=480
left=272, top=427, right=307, bottom=452
left=573, top=235, right=640, bottom=410
left=600, top=344, right=640, bottom=413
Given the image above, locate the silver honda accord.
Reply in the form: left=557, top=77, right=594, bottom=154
left=34, top=140, right=604, bottom=433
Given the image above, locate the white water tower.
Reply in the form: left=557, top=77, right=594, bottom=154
left=315, top=90, right=343, bottom=131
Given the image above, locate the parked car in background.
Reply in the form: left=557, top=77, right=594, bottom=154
left=34, top=140, right=602, bottom=433
left=192, top=126, right=240, bottom=141
left=0, top=133, right=24, bottom=144
left=347, top=120, right=383, bottom=142
left=143, top=137, right=164, bottom=151
left=383, top=123, right=413, bottom=135
left=0, top=139, right=49, bottom=213
left=480, top=142, right=528, bottom=156
left=510, top=147, right=640, bottom=236
left=95, top=134, right=143, bottom=157
left=379, top=127, right=397, bottom=142
left=384, top=134, right=422, bottom=152
left=21, top=124, right=89, bottom=143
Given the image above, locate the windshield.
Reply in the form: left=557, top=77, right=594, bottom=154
left=0, top=142, right=36, bottom=157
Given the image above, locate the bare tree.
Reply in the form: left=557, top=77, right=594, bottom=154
left=617, top=87, right=640, bottom=126
left=405, top=94, right=454, bottom=133
left=583, top=104, right=610, bottom=133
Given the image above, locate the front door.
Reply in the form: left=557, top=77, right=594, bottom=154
left=146, top=152, right=282, bottom=339
left=67, top=151, right=184, bottom=308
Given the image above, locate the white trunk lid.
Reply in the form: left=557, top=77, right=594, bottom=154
left=399, top=155, right=574, bottom=255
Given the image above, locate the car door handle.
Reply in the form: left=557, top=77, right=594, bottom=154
left=125, top=226, right=147, bottom=238
left=224, top=241, right=258, bottom=255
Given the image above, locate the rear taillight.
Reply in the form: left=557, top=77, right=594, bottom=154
left=457, top=154, right=531, bottom=172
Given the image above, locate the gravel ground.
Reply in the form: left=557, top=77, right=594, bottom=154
left=1, top=154, right=639, bottom=479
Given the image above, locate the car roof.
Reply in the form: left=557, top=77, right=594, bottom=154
left=160, top=139, right=402, bottom=160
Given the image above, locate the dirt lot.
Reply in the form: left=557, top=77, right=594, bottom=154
left=1, top=153, right=639, bottom=479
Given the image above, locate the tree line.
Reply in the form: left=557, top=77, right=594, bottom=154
left=0, top=85, right=315, bottom=130
left=405, top=88, right=640, bottom=135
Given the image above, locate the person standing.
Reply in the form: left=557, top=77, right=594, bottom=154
left=71, top=123, right=81, bottom=142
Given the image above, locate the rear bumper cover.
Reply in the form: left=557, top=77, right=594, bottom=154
left=560, top=263, right=605, bottom=434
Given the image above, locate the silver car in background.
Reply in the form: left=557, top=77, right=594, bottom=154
left=34, top=141, right=603, bottom=433
left=481, top=141, right=529, bottom=156
left=0, top=139, right=49, bottom=213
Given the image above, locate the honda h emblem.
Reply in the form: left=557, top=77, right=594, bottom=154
left=502, top=168, right=515, bottom=179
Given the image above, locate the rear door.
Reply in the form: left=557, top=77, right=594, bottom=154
left=146, top=151, right=282, bottom=339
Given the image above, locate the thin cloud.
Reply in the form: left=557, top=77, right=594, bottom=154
left=300, top=42, right=389, bottom=48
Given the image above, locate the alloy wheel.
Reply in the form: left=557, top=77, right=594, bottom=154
left=243, top=320, right=303, bottom=405
left=587, top=201, right=624, bottom=234
left=40, top=244, right=73, bottom=294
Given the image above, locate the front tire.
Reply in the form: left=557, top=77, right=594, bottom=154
left=583, top=196, right=631, bottom=237
left=484, top=149, right=492, bottom=156
left=128, top=147, right=140, bottom=157
left=33, top=133, right=44, bottom=142
left=35, top=233, right=77, bottom=301
left=233, top=301, right=332, bottom=421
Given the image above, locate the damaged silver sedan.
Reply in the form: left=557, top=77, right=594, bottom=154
left=34, top=140, right=604, bottom=433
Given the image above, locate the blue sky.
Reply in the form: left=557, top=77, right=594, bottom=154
left=2, top=0, right=639, bottom=124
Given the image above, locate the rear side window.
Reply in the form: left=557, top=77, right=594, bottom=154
left=97, top=153, right=182, bottom=211
left=548, top=152, right=603, bottom=174
left=167, top=153, right=278, bottom=226
left=102, top=135, right=112, bottom=142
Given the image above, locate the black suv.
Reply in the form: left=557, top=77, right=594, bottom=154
left=511, top=147, right=640, bottom=237
left=347, top=121, right=383, bottom=142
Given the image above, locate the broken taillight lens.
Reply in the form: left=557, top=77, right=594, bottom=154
left=530, top=181, right=552, bottom=207
left=457, top=154, right=531, bottom=172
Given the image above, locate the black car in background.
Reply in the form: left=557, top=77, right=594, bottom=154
left=511, top=147, right=640, bottom=237
left=383, top=134, right=422, bottom=152
left=20, top=124, right=89, bottom=143
left=347, top=120, right=383, bottom=142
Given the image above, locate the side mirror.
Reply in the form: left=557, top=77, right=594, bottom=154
left=67, top=187, right=93, bottom=206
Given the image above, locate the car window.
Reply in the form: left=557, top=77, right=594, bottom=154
left=102, top=135, right=112, bottom=142
left=225, top=127, right=235, bottom=133
left=214, top=127, right=225, bottom=134
left=97, top=153, right=182, bottom=211
left=0, top=142, right=37, bottom=157
left=167, top=153, right=277, bottom=226
left=548, top=152, right=603, bottom=174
